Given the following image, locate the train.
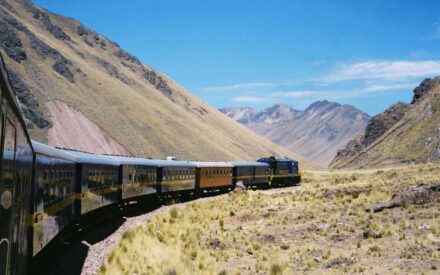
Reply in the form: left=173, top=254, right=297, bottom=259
left=0, top=53, right=300, bottom=274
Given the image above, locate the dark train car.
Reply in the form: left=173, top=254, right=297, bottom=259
left=0, top=54, right=34, bottom=274
left=192, top=162, right=234, bottom=193
left=230, top=162, right=269, bottom=188
left=30, top=142, right=77, bottom=257
left=107, top=156, right=158, bottom=201
left=157, top=160, right=196, bottom=195
left=58, top=150, right=120, bottom=215
left=257, top=157, right=300, bottom=187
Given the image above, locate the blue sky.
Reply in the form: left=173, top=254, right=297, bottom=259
left=35, top=0, right=440, bottom=115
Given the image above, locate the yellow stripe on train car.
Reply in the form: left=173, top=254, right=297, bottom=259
left=161, top=179, right=195, bottom=185
left=271, top=174, right=300, bottom=178
left=74, top=187, right=118, bottom=200
left=120, top=182, right=157, bottom=189
left=234, top=175, right=268, bottom=180
left=30, top=194, right=76, bottom=225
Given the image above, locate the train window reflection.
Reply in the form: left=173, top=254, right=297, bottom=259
left=2, top=118, right=16, bottom=189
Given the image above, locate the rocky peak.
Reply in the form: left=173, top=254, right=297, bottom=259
left=411, top=77, right=440, bottom=105
left=219, top=107, right=256, bottom=123
left=304, top=100, right=340, bottom=113
left=362, top=102, right=412, bottom=146
left=253, top=103, right=299, bottom=123
left=412, top=78, right=433, bottom=104
left=332, top=102, right=412, bottom=165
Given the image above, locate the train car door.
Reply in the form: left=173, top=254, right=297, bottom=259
left=0, top=114, right=16, bottom=275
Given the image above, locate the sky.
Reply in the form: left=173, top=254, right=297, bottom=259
left=34, top=0, right=440, bottom=116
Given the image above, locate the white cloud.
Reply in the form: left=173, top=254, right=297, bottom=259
left=321, top=60, right=440, bottom=82
left=270, top=91, right=318, bottom=98
left=361, top=83, right=415, bottom=93
left=203, top=82, right=276, bottom=92
left=232, top=95, right=266, bottom=103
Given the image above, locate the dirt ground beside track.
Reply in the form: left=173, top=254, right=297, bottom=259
left=93, top=164, right=440, bottom=274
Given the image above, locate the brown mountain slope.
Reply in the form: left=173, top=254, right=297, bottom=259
left=331, top=77, right=440, bottom=168
left=0, top=0, right=320, bottom=169
left=221, top=102, right=370, bottom=167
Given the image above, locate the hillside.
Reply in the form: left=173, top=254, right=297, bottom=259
left=0, top=0, right=319, bottom=169
left=221, top=102, right=370, bottom=166
left=332, top=77, right=440, bottom=168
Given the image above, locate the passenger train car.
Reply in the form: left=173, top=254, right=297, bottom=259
left=157, top=160, right=196, bottom=195
left=192, top=162, right=234, bottom=193
left=0, top=54, right=34, bottom=275
left=30, top=142, right=77, bottom=258
left=57, top=149, right=120, bottom=216
left=231, top=161, right=269, bottom=189
left=106, top=155, right=158, bottom=202
left=0, top=52, right=301, bottom=274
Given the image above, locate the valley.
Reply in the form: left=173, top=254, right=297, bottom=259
left=221, top=102, right=370, bottom=167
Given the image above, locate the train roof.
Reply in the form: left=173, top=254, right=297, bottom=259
left=230, top=161, right=269, bottom=167
left=31, top=140, right=76, bottom=162
left=153, top=160, right=197, bottom=168
left=257, top=157, right=298, bottom=163
left=190, top=161, right=234, bottom=168
left=0, top=54, right=34, bottom=151
left=58, top=149, right=120, bottom=166
left=32, top=141, right=77, bottom=162
left=107, top=155, right=196, bottom=167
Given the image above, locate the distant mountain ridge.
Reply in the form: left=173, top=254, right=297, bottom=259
left=0, top=0, right=320, bottom=169
left=221, top=101, right=370, bottom=166
left=331, top=77, right=440, bottom=168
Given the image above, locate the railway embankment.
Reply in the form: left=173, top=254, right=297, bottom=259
left=96, top=164, right=440, bottom=274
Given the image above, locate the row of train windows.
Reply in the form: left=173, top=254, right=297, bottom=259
left=88, top=170, right=117, bottom=177
left=201, top=169, right=232, bottom=177
left=163, top=169, right=194, bottom=176
left=163, top=173, right=195, bottom=181
left=43, top=170, right=75, bottom=180
left=87, top=170, right=117, bottom=188
left=128, top=170, right=156, bottom=182
left=163, top=170, right=194, bottom=181
left=43, top=186, right=73, bottom=204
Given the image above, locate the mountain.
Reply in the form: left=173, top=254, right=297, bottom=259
left=220, top=102, right=370, bottom=166
left=331, top=77, right=440, bottom=168
left=0, top=0, right=320, bottom=169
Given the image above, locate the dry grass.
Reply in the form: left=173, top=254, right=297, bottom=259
left=101, top=164, right=440, bottom=274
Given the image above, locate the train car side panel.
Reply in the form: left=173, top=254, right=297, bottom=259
left=80, top=164, right=118, bottom=215
left=0, top=54, right=33, bottom=275
left=121, top=165, right=157, bottom=200
left=31, top=154, right=76, bottom=256
left=160, top=166, right=195, bottom=193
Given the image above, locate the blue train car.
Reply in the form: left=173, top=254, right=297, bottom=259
left=58, top=149, right=120, bottom=215
left=30, top=142, right=77, bottom=257
left=230, top=162, right=269, bottom=188
left=106, top=155, right=158, bottom=202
